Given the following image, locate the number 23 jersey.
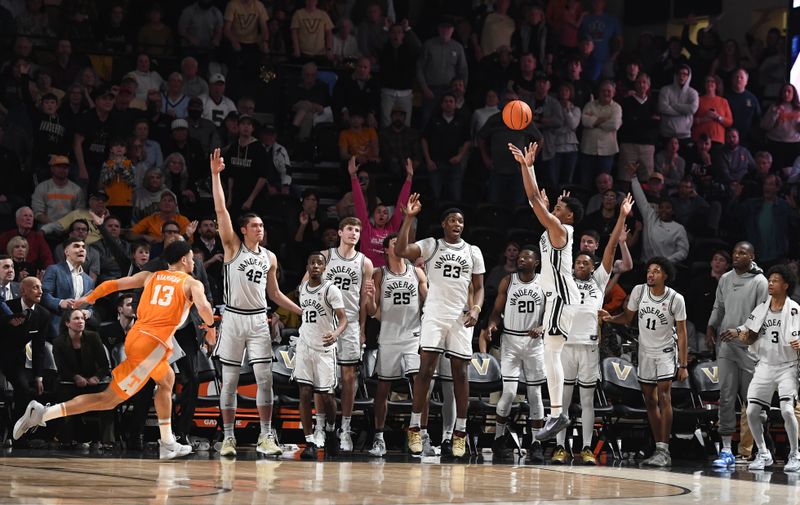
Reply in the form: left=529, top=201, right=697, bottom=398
left=223, top=243, right=271, bottom=310
left=417, top=238, right=485, bottom=319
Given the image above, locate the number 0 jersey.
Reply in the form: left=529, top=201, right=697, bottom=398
left=567, top=265, right=611, bottom=345
left=502, top=273, right=545, bottom=336
left=627, top=284, right=686, bottom=352
left=298, top=280, right=344, bottom=350
left=378, top=261, right=421, bottom=344
left=417, top=238, right=485, bottom=319
left=539, top=225, right=580, bottom=304
left=323, top=247, right=365, bottom=322
left=224, top=243, right=271, bottom=311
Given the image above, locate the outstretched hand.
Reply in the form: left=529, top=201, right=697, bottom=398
left=405, top=193, right=422, bottom=217
left=348, top=156, right=359, bottom=176
left=507, top=142, right=539, bottom=168
left=620, top=193, right=634, bottom=217
left=210, top=148, right=225, bottom=175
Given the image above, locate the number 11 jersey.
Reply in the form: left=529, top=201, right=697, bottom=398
left=627, top=284, right=686, bottom=353
left=417, top=238, right=485, bottom=319
left=224, top=243, right=271, bottom=310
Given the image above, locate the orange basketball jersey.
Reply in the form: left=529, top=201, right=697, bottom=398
left=136, top=270, right=193, bottom=342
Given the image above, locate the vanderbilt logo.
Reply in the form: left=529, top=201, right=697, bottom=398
left=302, top=18, right=323, bottom=33
left=701, top=366, right=719, bottom=384
left=279, top=350, right=295, bottom=369
left=471, top=357, right=490, bottom=376
left=611, top=361, right=632, bottom=381
left=235, top=13, right=256, bottom=30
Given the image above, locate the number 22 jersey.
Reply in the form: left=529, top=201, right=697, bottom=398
left=323, top=248, right=365, bottom=322
left=417, top=238, right=485, bottom=319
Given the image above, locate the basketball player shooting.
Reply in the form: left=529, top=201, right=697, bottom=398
left=508, top=141, right=585, bottom=441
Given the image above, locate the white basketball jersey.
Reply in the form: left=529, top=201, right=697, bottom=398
left=417, top=238, right=486, bottom=319
left=627, top=284, right=687, bottom=352
left=567, top=265, right=611, bottom=345
left=223, top=243, right=271, bottom=310
left=502, top=273, right=545, bottom=337
left=298, top=280, right=344, bottom=349
left=378, top=262, right=421, bottom=344
left=323, top=247, right=364, bottom=322
left=539, top=225, right=580, bottom=304
left=746, top=306, right=800, bottom=366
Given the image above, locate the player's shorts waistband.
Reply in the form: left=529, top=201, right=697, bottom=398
left=224, top=306, right=267, bottom=315
left=503, top=329, right=531, bottom=337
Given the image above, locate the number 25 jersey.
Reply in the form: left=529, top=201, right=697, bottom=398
left=224, top=244, right=271, bottom=310
left=417, top=238, right=485, bottom=319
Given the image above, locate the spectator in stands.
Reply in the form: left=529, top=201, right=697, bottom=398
left=199, top=74, right=237, bottom=128
left=614, top=58, right=640, bottom=100
left=0, top=206, right=52, bottom=270
left=558, top=56, right=593, bottom=109
left=378, top=21, right=420, bottom=127
left=91, top=215, right=130, bottom=283
left=582, top=191, right=640, bottom=251
left=579, top=0, right=622, bottom=79
left=132, top=118, right=164, bottom=171
left=627, top=163, right=689, bottom=264
left=290, top=0, right=334, bottom=61
left=42, top=190, right=108, bottom=245
left=292, top=189, right=322, bottom=248
left=670, top=178, right=711, bottom=228
left=417, top=19, right=468, bottom=128
left=24, top=79, right=69, bottom=179
left=551, top=82, right=581, bottom=185
left=585, top=173, right=623, bottom=214
left=760, top=83, right=800, bottom=171
left=725, top=68, right=761, bottom=146
left=52, top=308, right=113, bottom=449
left=549, top=0, right=583, bottom=56
left=485, top=241, right=520, bottom=296
left=126, top=53, right=164, bottom=103
left=129, top=191, right=190, bottom=243
left=710, top=39, right=750, bottom=87
left=49, top=39, right=83, bottom=92
left=98, top=139, right=135, bottom=225
left=684, top=133, right=715, bottom=183
left=692, top=74, right=733, bottom=146
left=42, top=237, right=95, bottom=335
left=380, top=106, right=422, bottom=175
left=161, top=73, right=189, bottom=119
left=98, top=4, right=133, bottom=53
left=348, top=156, right=412, bottom=267
left=178, top=0, right=223, bottom=54
left=339, top=108, right=379, bottom=168
left=162, top=152, right=198, bottom=213
left=357, top=2, right=387, bottom=65
left=186, top=96, right=220, bottom=155
left=714, top=128, right=755, bottom=184
left=579, top=80, right=622, bottom=188
left=127, top=241, right=150, bottom=276
left=481, top=0, right=514, bottom=59
left=681, top=18, right=720, bottom=89
left=132, top=168, right=166, bottom=224
left=617, top=73, right=660, bottom=184
left=331, top=18, right=360, bottom=64
left=506, top=53, right=537, bottom=102
left=259, top=124, right=292, bottom=194
left=74, top=86, right=121, bottom=187
left=480, top=45, right=515, bottom=101
left=138, top=4, right=173, bottom=57
left=195, top=217, right=224, bottom=304
left=334, top=168, right=381, bottom=219
left=422, top=93, right=471, bottom=203
left=511, top=2, right=547, bottom=65
left=654, top=137, right=685, bottom=193
left=289, top=62, right=331, bottom=141
left=180, top=57, right=209, bottom=98
left=8, top=236, right=36, bottom=282
left=53, top=219, right=100, bottom=281
left=0, top=255, right=19, bottom=302
left=685, top=250, right=731, bottom=353
left=162, top=118, right=207, bottom=187
left=222, top=115, right=279, bottom=215
left=333, top=57, right=380, bottom=126
left=32, top=154, right=83, bottom=226
left=658, top=64, right=699, bottom=151
left=237, top=96, right=256, bottom=116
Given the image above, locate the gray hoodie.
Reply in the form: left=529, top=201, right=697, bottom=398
left=657, top=69, right=699, bottom=139
left=707, top=262, right=768, bottom=348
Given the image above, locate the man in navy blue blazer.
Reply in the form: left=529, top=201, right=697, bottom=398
left=41, top=237, right=95, bottom=336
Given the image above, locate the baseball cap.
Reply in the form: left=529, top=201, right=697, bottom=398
left=49, top=154, right=70, bottom=166
left=89, top=190, right=109, bottom=201
left=209, top=73, right=226, bottom=84
left=171, top=119, right=189, bottom=130
left=160, top=189, right=178, bottom=201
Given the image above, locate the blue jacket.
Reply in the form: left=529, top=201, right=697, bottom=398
left=41, top=261, right=94, bottom=335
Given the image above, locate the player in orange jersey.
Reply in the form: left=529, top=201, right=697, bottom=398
left=13, top=240, right=216, bottom=460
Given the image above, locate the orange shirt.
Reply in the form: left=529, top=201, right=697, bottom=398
left=136, top=270, right=191, bottom=343
left=339, top=127, right=378, bottom=158
left=131, top=213, right=190, bottom=239
left=692, top=95, right=733, bottom=144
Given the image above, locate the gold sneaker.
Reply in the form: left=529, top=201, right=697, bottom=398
left=452, top=433, right=467, bottom=458
left=219, top=436, right=237, bottom=457
left=257, top=433, right=282, bottom=456
left=407, top=430, right=422, bottom=455
left=580, top=447, right=597, bottom=465
left=551, top=445, right=569, bottom=464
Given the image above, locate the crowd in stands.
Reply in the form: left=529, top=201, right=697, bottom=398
left=0, top=0, right=798, bottom=452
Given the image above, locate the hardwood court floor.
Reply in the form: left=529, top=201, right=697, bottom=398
left=0, top=451, right=798, bottom=505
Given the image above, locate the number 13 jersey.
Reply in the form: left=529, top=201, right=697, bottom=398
left=224, top=244, right=271, bottom=310
left=417, top=238, right=485, bottom=319
left=323, top=248, right=364, bottom=322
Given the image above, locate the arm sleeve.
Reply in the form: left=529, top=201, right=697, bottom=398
left=706, top=276, right=726, bottom=330
left=350, top=175, right=371, bottom=230
left=629, top=177, right=655, bottom=224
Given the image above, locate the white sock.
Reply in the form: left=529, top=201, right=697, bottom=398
left=579, top=387, right=595, bottom=449
left=223, top=422, right=235, bottom=438
left=420, top=428, right=428, bottom=438
left=722, top=435, right=732, bottom=451
left=495, top=422, right=507, bottom=439
left=260, top=421, right=272, bottom=436
left=656, top=441, right=669, bottom=453
left=375, top=431, right=384, bottom=442
left=410, top=412, right=422, bottom=429
left=43, top=404, right=67, bottom=423
left=341, top=416, right=351, bottom=432
left=159, top=418, right=175, bottom=445
left=531, top=421, right=542, bottom=440
left=316, top=413, right=325, bottom=432
left=305, top=434, right=315, bottom=443
left=544, top=334, right=565, bottom=417
left=455, top=418, right=467, bottom=433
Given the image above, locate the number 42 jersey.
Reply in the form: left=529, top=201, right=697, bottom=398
left=417, top=238, right=485, bottom=319
left=223, top=244, right=271, bottom=310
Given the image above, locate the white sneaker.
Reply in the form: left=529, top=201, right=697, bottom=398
left=339, top=430, right=353, bottom=452
left=535, top=414, right=571, bottom=441
left=748, top=451, right=774, bottom=471
left=421, top=432, right=435, bottom=457
left=313, top=429, right=325, bottom=448
left=13, top=401, right=46, bottom=440
left=219, top=436, right=237, bottom=457
left=256, top=432, right=282, bottom=456
left=368, top=438, right=386, bottom=457
left=159, top=439, right=193, bottom=460
left=784, top=452, right=800, bottom=473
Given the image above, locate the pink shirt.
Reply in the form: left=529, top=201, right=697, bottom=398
left=352, top=175, right=412, bottom=267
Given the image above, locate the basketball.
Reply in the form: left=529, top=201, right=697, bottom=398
left=502, top=100, right=532, bottom=130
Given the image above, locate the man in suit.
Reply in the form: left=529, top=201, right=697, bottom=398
left=2, top=277, right=52, bottom=425
left=0, top=254, right=21, bottom=302
left=41, top=237, right=95, bottom=337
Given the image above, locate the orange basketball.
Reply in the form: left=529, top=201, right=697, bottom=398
left=502, top=100, right=532, bottom=130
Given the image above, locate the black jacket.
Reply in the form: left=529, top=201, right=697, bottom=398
left=53, top=329, right=111, bottom=382
left=1, top=298, right=52, bottom=378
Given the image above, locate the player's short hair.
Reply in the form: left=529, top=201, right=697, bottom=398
left=440, top=207, right=464, bottom=222
left=519, top=245, right=539, bottom=258
left=307, top=251, right=325, bottom=263
left=0, top=254, right=10, bottom=262
left=580, top=229, right=600, bottom=243
left=646, top=256, right=675, bottom=284
left=238, top=212, right=262, bottom=228
left=766, top=264, right=797, bottom=295
left=62, top=236, right=85, bottom=249
left=163, top=240, right=192, bottom=264
left=68, top=219, right=90, bottom=232
left=382, top=233, right=398, bottom=249
left=561, top=197, right=584, bottom=224
left=339, top=217, right=361, bottom=230
left=576, top=250, right=599, bottom=267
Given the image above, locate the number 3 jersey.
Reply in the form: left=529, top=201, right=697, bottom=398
left=298, top=280, right=344, bottom=349
left=378, top=262, right=421, bottom=344
left=744, top=299, right=800, bottom=366
left=223, top=243, right=271, bottom=310
left=323, top=248, right=365, bottom=322
left=417, top=238, right=485, bottom=319
left=626, top=284, right=686, bottom=353
left=502, top=273, right=545, bottom=337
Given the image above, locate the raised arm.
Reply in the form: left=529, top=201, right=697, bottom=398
left=389, top=160, right=414, bottom=229
left=78, top=270, right=153, bottom=306
left=394, top=193, right=423, bottom=261
left=601, top=194, right=633, bottom=273
left=349, top=156, right=371, bottom=228
left=210, top=148, right=240, bottom=257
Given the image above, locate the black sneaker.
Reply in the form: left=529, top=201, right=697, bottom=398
left=492, top=436, right=510, bottom=460
left=301, top=442, right=318, bottom=460
left=527, top=441, right=545, bottom=463
left=441, top=439, right=453, bottom=458
left=325, top=431, right=339, bottom=458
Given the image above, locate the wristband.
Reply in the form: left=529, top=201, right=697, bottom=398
left=678, top=365, right=687, bottom=369
left=471, top=305, right=482, bottom=313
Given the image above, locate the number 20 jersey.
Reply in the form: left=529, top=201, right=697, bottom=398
left=223, top=244, right=271, bottom=310
left=323, top=248, right=364, bottom=322
left=502, top=273, right=545, bottom=336
left=417, top=238, right=485, bottom=319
